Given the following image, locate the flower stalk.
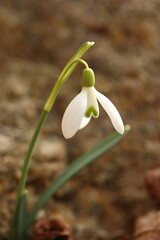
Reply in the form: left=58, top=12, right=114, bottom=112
left=9, top=110, right=48, bottom=240
left=9, top=41, right=94, bottom=239
left=44, top=58, right=89, bottom=112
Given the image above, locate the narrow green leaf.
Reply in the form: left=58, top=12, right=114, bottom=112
left=17, top=190, right=28, bottom=240
left=26, top=125, right=130, bottom=228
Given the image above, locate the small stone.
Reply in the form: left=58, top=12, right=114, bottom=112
left=0, top=134, right=12, bottom=154
left=6, top=75, right=28, bottom=99
left=134, top=211, right=160, bottom=240
left=36, top=137, right=66, bottom=161
left=29, top=137, right=67, bottom=185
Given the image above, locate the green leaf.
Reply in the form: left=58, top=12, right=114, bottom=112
left=17, top=190, right=28, bottom=240
left=26, top=125, right=130, bottom=229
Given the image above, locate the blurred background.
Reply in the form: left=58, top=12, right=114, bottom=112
left=0, top=0, right=160, bottom=239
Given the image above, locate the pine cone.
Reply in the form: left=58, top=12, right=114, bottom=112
left=30, top=218, right=72, bottom=240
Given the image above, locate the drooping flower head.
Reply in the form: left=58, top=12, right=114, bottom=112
left=62, top=67, right=124, bottom=139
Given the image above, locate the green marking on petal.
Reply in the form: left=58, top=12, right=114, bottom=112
left=85, top=106, right=98, bottom=117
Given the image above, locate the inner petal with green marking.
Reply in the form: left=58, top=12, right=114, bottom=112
left=85, top=106, right=98, bottom=118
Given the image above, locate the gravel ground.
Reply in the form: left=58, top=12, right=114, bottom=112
left=0, top=0, right=160, bottom=239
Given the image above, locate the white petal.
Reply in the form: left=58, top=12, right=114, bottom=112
left=79, top=116, right=91, bottom=129
left=95, top=90, right=124, bottom=134
left=62, top=88, right=87, bottom=139
left=85, top=87, right=99, bottom=118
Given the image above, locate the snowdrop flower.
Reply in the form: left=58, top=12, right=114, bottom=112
left=62, top=68, right=124, bottom=139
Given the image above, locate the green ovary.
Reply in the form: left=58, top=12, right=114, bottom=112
left=85, top=106, right=98, bottom=117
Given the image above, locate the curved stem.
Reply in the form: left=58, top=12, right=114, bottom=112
left=44, top=58, right=89, bottom=112
left=9, top=41, right=94, bottom=239
left=76, top=59, right=89, bottom=68
left=18, top=111, right=48, bottom=199
left=9, top=110, right=48, bottom=240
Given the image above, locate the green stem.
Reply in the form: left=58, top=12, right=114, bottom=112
left=58, top=42, right=94, bottom=82
left=44, top=58, right=89, bottom=112
left=9, top=110, right=48, bottom=239
left=9, top=41, right=94, bottom=239
left=18, top=111, right=48, bottom=199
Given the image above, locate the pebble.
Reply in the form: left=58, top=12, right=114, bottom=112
left=0, top=134, right=13, bottom=154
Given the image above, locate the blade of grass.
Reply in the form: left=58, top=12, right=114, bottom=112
left=26, top=125, right=130, bottom=229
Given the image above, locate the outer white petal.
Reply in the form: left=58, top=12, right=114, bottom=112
left=62, top=88, right=87, bottom=139
left=95, top=90, right=124, bottom=134
left=79, top=116, right=91, bottom=129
